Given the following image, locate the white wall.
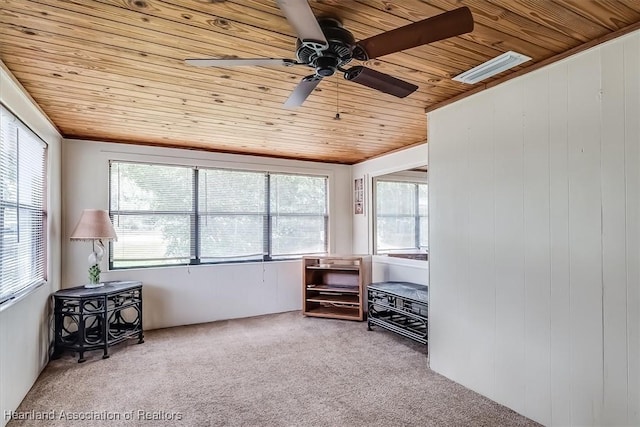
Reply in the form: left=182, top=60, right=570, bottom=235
left=372, top=255, right=428, bottom=286
left=0, top=62, right=62, bottom=427
left=428, top=32, right=640, bottom=426
left=62, top=139, right=353, bottom=330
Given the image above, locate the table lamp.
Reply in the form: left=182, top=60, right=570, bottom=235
left=70, top=209, right=118, bottom=288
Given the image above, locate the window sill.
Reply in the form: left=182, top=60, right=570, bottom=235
left=107, top=257, right=303, bottom=273
left=0, top=281, right=48, bottom=313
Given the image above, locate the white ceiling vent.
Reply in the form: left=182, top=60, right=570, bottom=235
left=452, top=51, right=532, bottom=84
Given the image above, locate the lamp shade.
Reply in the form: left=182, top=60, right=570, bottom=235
left=70, top=209, right=118, bottom=241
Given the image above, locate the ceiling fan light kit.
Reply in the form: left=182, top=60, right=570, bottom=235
left=452, top=51, right=531, bottom=84
left=186, top=0, right=475, bottom=108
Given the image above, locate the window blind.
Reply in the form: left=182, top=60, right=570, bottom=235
left=376, top=180, right=427, bottom=253
left=270, top=173, right=327, bottom=257
left=419, top=184, right=428, bottom=249
left=109, top=161, right=328, bottom=268
left=109, top=162, right=194, bottom=268
left=198, top=168, right=266, bottom=262
left=0, top=105, right=47, bottom=304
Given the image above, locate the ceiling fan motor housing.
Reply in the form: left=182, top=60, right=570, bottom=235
left=295, top=17, right=355, bottom=77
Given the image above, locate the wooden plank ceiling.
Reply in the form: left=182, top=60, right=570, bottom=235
left=1, top=1, right=640, bottom=164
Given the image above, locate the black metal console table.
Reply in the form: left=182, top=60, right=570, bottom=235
left=52, top=280, right=144, bottom=362
left=367, top=281, right=428, bottom=345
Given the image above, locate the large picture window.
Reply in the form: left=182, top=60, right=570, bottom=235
left=0, top=105, right=47, bottom=304
left=109, top=161, right=327, bottom=268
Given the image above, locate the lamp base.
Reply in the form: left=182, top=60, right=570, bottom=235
left=84, top=282, right=104, bottom=289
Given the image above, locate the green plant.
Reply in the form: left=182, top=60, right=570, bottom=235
left=88, top=264, right=101, bottom=284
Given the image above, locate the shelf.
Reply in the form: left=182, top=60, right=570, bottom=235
left=303, top=255, right=371, bottom=322
left=306, top=265, right=360, bottom=271
left=306, top=293, right=360, bottom=305
left=306, top=284, right=360, bottom=294
left=305, top=306, right=360, bottom=320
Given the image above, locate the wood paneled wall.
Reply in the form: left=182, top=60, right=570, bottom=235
left=428, top=31, right=639, bottom=426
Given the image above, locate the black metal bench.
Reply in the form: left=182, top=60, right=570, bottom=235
left=367, top=281, right=428, bottom=345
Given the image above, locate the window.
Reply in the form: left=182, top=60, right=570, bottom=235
left=109, top=162, right=193, bottom=267
left=109, top=161, right=327, bottom=268
left=270, top=173, right=327, bottom=257
left=0, top=105, right=47, bottom=304
left=198, top=168, right=266, bottom=262
left=375, top=179, right=427, bottom=254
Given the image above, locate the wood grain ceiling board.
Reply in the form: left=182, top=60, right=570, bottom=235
left=1, top=0, right=639, bottom=164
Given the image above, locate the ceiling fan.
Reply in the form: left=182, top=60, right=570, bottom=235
left=185, top=0, right=474, bottom=108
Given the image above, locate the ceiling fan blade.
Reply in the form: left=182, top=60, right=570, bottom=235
left=283, top=75, right=322, bottom=108
left=277, top=0, right=328, bottom=47
left=185, top=58, right=296, bottom=67
left=344, top=67, right=417, bottom=98
left=355, top=7, right=474, bottom=60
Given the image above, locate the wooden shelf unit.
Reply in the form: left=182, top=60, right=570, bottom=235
left=302, top=255, right=371, bottom=321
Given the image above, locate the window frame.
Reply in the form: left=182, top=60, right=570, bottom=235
left=108, top=161, right=328, bottom=269
left=0, top=104, right=48, bottom=306
left=267, top=172, right=329, bottom=260
left=374, top=178, right=427, bottom=255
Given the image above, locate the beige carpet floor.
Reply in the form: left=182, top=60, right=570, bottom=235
left=8, top=311, right=539, bottom=427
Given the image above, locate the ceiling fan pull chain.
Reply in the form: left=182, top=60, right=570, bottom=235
left=335, top=76, right=340, bottom=120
